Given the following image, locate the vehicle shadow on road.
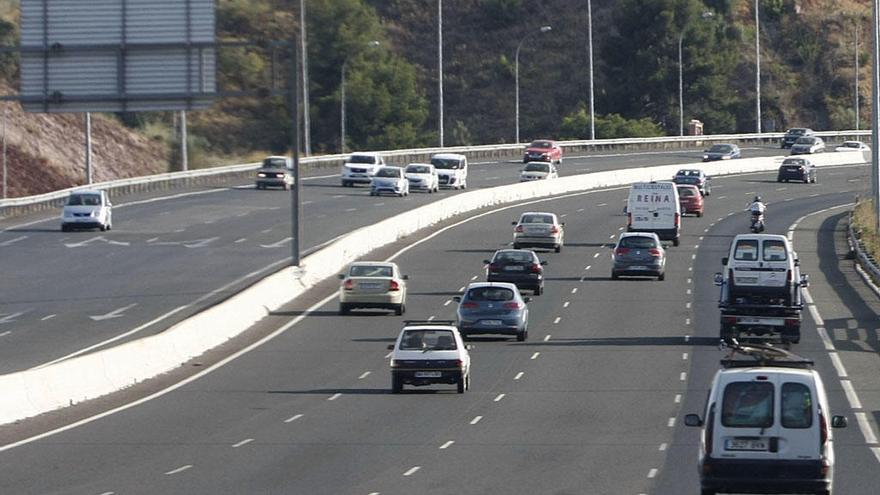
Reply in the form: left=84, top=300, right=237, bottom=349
left=268, top=388, right=393, bottom=395
left=563, top=242, right=614, bottom=248
left=270, top=310, right=394, bottom=317
left=350, top=337, right=397, bottom=343
left=444, top=248, right=503, bottom=254
left=407, top=291, right=464, bottom=296
left=514, top=336, right=719, bottom=347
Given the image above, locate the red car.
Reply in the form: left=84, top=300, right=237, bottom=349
left=523, top=139, right=562, bottom=164
left=677, top=185, right=704, bottom=217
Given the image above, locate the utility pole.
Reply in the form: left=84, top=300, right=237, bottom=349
left=587, top=0, right=595, bottom=140
left=872, top=0, right=879, bottom=229
left=438, top=0, right=444, bottom=147
left=755, top=0, right=762, bottom=133
left=85, top=112, right=92, bottom=184
left=300, top=0, right=311, bottom=156
left=2, top=105, right=7, bottom=199
left=179, top=110, right=188, bottom=171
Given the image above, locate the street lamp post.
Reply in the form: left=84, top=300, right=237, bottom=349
left=438, top=0, right=444, bottom=147
left=587, top=0, right=595, bottom=140
left=755, top=0, right=762, bottom=133
left=515, top=25, right=551, bottom=144
left=872, top=0, right=879, bottom=230
left=340, top=40, right=380, bottom=154
left=300, top=0, right=311, bottom=156
left=855, top=25, right=860, bottom=130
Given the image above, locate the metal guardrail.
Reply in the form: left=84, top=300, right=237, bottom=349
left=848, top=209, right=880, bottom=286
left=1, top=130, right=871, bottom=219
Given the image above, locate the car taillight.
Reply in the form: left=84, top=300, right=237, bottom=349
left=530, top=263, right=541, bottom=273
left=649, top=248, right=662, bottom=257
left=786, top=270, right=792, bottom=283
left=504, top=302, right=523, bottom=309
left=785, top=318, right=799, bottom=327
left=820, top=410, right=828, bottom=446
left=615, top=247, right=630, bottom=256
left=514, top=225, right=524, bottom=233
left=627, top=212, right=632, bottom=227
left=674, top=212, right=681, bottom=227
left=389, top=280, right=401, bottom=291
left=461, top=302, right=478, bottom=309
left=550, top=226, right=559, bottom=234
left=343, top=279, right=354, bottom=290
left=455, top=359, right=464, bottom=368
left=722, top=316, right=738, bottom=325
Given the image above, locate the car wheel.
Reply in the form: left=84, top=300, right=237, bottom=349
left=777, top=177, right=782, bottom=183
left=697, top=211, right=703, bottom=217
left=100, top=224, right=107, bottom=232
left=61, top=224, right=69, bottom=232
left=106, top=222, right=112, bottom=231
left=555, top=244, right=561, bottom=253
left=339, top=303, right=350, bottom=316
left=516, top=329, right=527, bottom=342
left=457, top=375, right=466, bottom=393
left=611, top=271, right=619, bottom=280
left=465, top=373, right=471, bottom=390
left=392, top=375, right=402, bottom=394
left=673, top=237, right=680, bottom=247
left=395, top=303, right=405, bottom=316
left=513, top=243, right=520, bottom=249
left=462, top=181, right=467, bottom=189
left=534, top=285, right=543, bottom=296
left=658, top=272, right=665, bottom=281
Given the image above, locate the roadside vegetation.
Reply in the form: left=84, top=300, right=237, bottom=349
left=852, top=199, right=880, bottom=259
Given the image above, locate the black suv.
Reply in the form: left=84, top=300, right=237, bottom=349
left=777, top=157, right=817, bottom=183
left=780, top=128, right=814, bottom=149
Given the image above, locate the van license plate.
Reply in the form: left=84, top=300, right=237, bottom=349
left=725, top=438, right=768, bottom=451
left=415, top=371, right=441, bottom=378
left=482, top=320, right=502, bottom=326
left=739, top=317, right=784, bottom=326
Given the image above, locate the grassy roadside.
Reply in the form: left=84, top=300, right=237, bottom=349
left=852, top=199, right=880, bottom=259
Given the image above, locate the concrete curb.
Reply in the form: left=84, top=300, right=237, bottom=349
left=0, top=152, right=866, bottom=425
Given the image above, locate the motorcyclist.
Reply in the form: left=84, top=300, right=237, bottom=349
left=748, top=196, right=766, bottom=215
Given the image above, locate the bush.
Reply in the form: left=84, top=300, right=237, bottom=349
left=560, top=108, right=664, bottom=139
left=852, top=199, right=880, bottom=259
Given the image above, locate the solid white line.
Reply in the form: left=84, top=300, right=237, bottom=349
left=41, top=314, right=56, bottom=321
left=514, top=372, right=524, bottom=380
left=470, top=416, right=482, bottom=425
left=403, top=466, right=420, bottom=477
left=328, top=393, right=342, bottom=401
left=232, top=438, right=253, bottom=448
left=284, top=414, right=303, bottom=423
left=439, top=441, right=454, bottom=450
left=98, top=492, right=115, bottom=495
left=647, top=468, right=658, bottom=478
left=494, top=394, right=505, bottom=402
left=841, top=380, right=863, bottom=410
left=553, top=317, right=561, bottom=324
left=828, top=352, right=848, bottom=378
left=358, top=371, right=371, bottom=380
left=667, top=418, right=675, bottom=427
left=658, top=443, right=668, bottom=451
left=856, top=413, right=879, bottom=444
left=164, top=465, right=193, bottom=475
left=807, top=305, right=824, bottom=327
left=530, top=352, right=540, bottom=360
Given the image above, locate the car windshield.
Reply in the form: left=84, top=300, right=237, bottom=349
left=733, top=239, right=759, bottom=261
left=709, top=145, right=732, bottom=153
left=349, top=265, right=393, bottom=277
left=676, top=169, right=700, bottom=177
left=721, top=381, right=774, bottom=428
left=406, top=165, right=431, bottom=174
left=677, top=187, right=697, bottom=197
left=494, top=251, right=535, bottom=263
left=520, top=214, right=554, bottom=224
left=529, top=141, right=552, bottom=148
left=619, top=236, right=657, bottom=249
left=524, top=163, right=550, bottom=172
left=431, top=158, right=461, bottom=169
left=788, top=128, right=806, bottom=135
left=399, top=329, right=457, bottom=351
left=465, top=287, right=515, bottom=301
left=842, top=142, right=861, bottom=148
left=781, top=382, right=813, bottom=428
left=375, top=168, right=400, bottom=178
left=763, top=240, right=788, bottom=261
left=348, top=154, right=377, bottom=164
left=795, top=137, right=815, bottom=144
left=262, top=157, right=288, bottom=169
left=67, top=194, right=101, bottom=206
left=782, top=158, right=806, bottom=166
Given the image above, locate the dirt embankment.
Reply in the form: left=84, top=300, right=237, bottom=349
left=0, top=94, right=169, bottom=198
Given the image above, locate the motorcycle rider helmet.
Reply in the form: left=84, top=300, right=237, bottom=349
left=753, top=195, right=762, bottom=202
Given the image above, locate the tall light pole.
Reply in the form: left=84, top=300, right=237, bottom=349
left=340, top=40, right=380, bottom=154
left=438, top=0, right=444, bottom=147
left=587, top=0, right=595, bottom=140
left=855, top=25, right=860, bottom=130
left=300, top=0, right=311, bottom=156
left=871, top=0, right=879, bottom=230
left=515, top=25, right=551, bottom=144
left=755, top=0, right=762, bottom=133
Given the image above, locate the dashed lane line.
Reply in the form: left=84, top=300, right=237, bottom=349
left=284, top=414, right=303, bottom=423
left=358, top=371, right=371, bottom=379
left=232, top=438, right=254, bottom=448
left=514, top=372, right=524, bottom=380
left=494, top=394, right=506, bottom=402
left=328, top=393, right=342, bottom=401
left=667, top=418, right=675, bottom=427
left=439, top=441, right=454, bottom=450
left=544, top=335, right=551, bottom=341
left=856, top=413, right=879, bottom=444
left=470, top=416, right=483, bottom=425
left=403, top=466, right=420, bottom=477
left=164, top=465, right=193, bottom=476
left=530, top=352, right=540, bottom=360
left=553, top=317, right=561, bottom=324
left=647, top=468, right=658, bottom=478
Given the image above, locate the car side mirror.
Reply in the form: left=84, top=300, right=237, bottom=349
left=523, top=296, right=532, bottom=303
left=107, top=202, right=113, bottom=207
left=794, top=258, right=800, bottom=267
left=402, top=275, right=409, bottom=280
left=387, top=344, right=395, bottom=350
left=483, top=259, right=491, bottom=264
left=722, top=257, right=729, bottom=266
left=511, top=221, right=518, bottom=225
left=541, top=261, right=548, bottom=265
left=466, top=344, right=475, bottom=350
left=453, top=296, right=461, bottom=302
left=713, top=273, right=724, bottom=286
left=560, top=222, right=565, bottom=226
left=684, top=414, right=703, bottom=427
left=800, top=274, right=810, bottom=287
left=338, top=274, right=346, bottom=279
left=831, top=415, right=847, bottom=428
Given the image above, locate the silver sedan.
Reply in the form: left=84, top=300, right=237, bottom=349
left=512, top=212, right=564, bottom=252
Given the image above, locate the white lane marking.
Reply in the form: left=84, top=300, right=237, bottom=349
left=470, top=416, right=483, bottom=425
left=667, top=418, right=675, bottom=427
left=514, top=372, right=524, bottom=380
left=439, top=441, right=454, bottom=450
left=609, top=235, right=615, bottom=239
left=384, top=352, right=393, bottom=359
left=494, top=394, right=505, bottom=402
left=345, top=208, right=358, bottom=212
left=807, top=304, right=824, bottom=326
left=41, top=314, right=56, bottom=321
left=0, top=235, right=27, bottom=246
left=560, top=214, right=567, bottom=218
left=841, top=380, right=863, bottom=410
left=685, top=318, right=691, bottom=325
left=816, top=327, right=834, bottom=350
left=618, top=226, right=624, bottom=231
left=470, top=275, right=478, bottom=280
left=358, top=371, right=371, bottom=380
left=403, top=466, right=420, bottom=477
left=686, top=289, right=692, bottom=295
left=234, top=238, right=247, bottom=243
left=648, top=468, right=658, bottom=478
left=856, top=413, right=879, bottom=444
left=553, top=317, right=561, bottom=324
left=682, top=352, right=689, bottom=360
left=684, top=335, right=690, bottom=342
left=571, top=288, right=578, bottom=294
left=828, top=352, right=848, bottom=377
left=593, top=252, right=601, bottom=258
left=577, top=208, right=585, bottom=212
left=584, top=265, right=591, bottom=270
left=301, top=200, right=314, bottom=205
left=0, top=312, right=24, bottom=325
left=373, top=203, right=385, bottom=207
left=872, top=447, right=880, bottom=464
left=776, top=187, right=787, bottom=191
left=444, top=299, right=452, bottom=306
left=259, top=237, right=292, bottom=248
left=458, top=286, right=465, bottom=292
left=164, top=465, right=193, bottom=475
left=89, top=303, right=138, bottom=321
left=98, top=492, right=115, bottom=495
left=563, top=301, right=570, bottom=308
left=693, top=244, right=699, bottom=249
left=687, top=278, right=692, bottom=284
left=580, top=276, right=586, bottom=282
left=65, top=236, right=130, bottom=248
left=704, top=228, right=710, bottom=233
left=328, top=393, right=342, bottom=401
left=674, top=394, right=682, bottom=403
left=597, top=203, right=607, bottom=207
left=0, top=331, right=10, bottom=337
left=427, top=316, right=435, bottom=321
left=530, top=352, right=540, bottom=360
left=284, top=414, right=303, bottom=423
left=33, top=305, right=191, bottom=369
left=543, top=335, right=551, bottom=342
left=260, top=228, right=273, bottom=234
left=332, top=195, right=344, bottom=199
left=659, top=443, right=668, bottom=451
left=698, top=236, right=704, bottom=241
left=680, top=372, right=687, bottom=381
left=802, top=290, right=814, bottom=304
left=232, top=438, right=254, bottom=448
left=717, top=195, right=727, bottom=199
left=146, top=237, right=159, bottom=243
left=686, top=302, right=691, bottom=309
left=691, top=254, right=696, bottom=260
left=716, top=217, right=724, bottom=222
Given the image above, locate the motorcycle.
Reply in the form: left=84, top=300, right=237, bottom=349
left=750, top=211, right=765, bottom=233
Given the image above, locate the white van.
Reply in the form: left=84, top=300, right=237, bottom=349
left=685, top=344, right=847, bottom=495
left=721, top=234, right=806, bottom=306
left=626, top=181, right=681, bottom=246
left=430, top=153, right=468, bottom=189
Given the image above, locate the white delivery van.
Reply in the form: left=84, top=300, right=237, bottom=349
left=627, top=181, right=681, bottom=246
left=430, top=153, right=468, bottom=189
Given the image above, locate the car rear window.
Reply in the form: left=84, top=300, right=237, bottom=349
left=795, top=137, right=815, bottom=144
left=781, top=383, right=813, bottom=428
left=494, top=251, right=534, bottom=263
left=721, top=381, right=774, bottom=428
left=348, top=154, right=377, bottom=164
left=431, top=158, right=461, bottom=169
left=521, top=214, right=553, bottom=224
left=733, top=240, right=759, bottom=261
left=619, top=236, right=657, bottom=249
left=677, top=187, right=696, bottom=197
left=466, top=287, right=515, bottom=301
left=676, top=170, right=699, bottom=176
left=763, top=240, right=788, bottom=261
left=530, top=141, right=552, bottom=148
left=709, top=145, right=732, bottom=152
left=68, top=194, right=102, bottom=206
left=375, top=168, right=400, bottom=178
left=399, top=329, right=457, bottom=351
left=524, top=163, right=550, bottom=172
left=349, top=265, right=393, bottom=277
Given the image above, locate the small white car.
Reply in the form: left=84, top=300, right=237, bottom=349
left=834, top=140, right=870, bottom=152
left=61, top=190, right=112, bottom=232
left=431, top=153, right=468, bottom=189
left=512, top=211, right=564, bottom=252
left=520, top=161, right=558, bottom=181
left=338, top=261, right=408, bottom=315
left=387, top=320, right=471, bottom=393
left=341, top=152, right=385, bottom=187
left=370, top=166, right=410, bottom=197
left=404, top=163, right=439, bottom=193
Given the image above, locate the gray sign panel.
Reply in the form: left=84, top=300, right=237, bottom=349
left=20, top=0, right=216, bottom=113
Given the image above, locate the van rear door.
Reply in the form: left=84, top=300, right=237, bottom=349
left=777, top=377, right=821, bottom=461
left=715, top=377, right=780, bottom=462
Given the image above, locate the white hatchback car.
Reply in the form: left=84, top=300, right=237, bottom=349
left=404, top=163, right=439, bottom=193
left=370, top=166, right=410, bottom=197
left=387, top=320, right=471, bottom=393
left=61, top=190, right=112, bottom=232
left=520, top=161, right=558, bottom=181
left=338, top=261, right=408, bottom=315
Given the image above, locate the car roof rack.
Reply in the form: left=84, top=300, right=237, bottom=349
left=403, top=320, right=457, bottom=327
left=720, top=340, right=814, bottom=369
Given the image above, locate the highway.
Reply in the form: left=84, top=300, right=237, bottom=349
left=0, top=157, right=877, bottom=494
left=0, top=145, right=787, bottom=373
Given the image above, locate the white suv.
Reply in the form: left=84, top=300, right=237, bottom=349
left=387, top=320, right=471, bottom=393
left=685, top=344, right=847, bottom=495
left=341, top=152, right=385, bottom=187
left=722, top=234, right=804, bottom=306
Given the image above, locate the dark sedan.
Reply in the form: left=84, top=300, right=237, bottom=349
left=611, top=232, right=666, bottom=280
left=672, top=169, right=711, bottom=196
left=485, top=249, right=547, bottom=295
left=702, top=143, right=741, bottom=162
left=777, top=157, right=817, bottom=183
left=455, top=282, right=530, bottom=341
